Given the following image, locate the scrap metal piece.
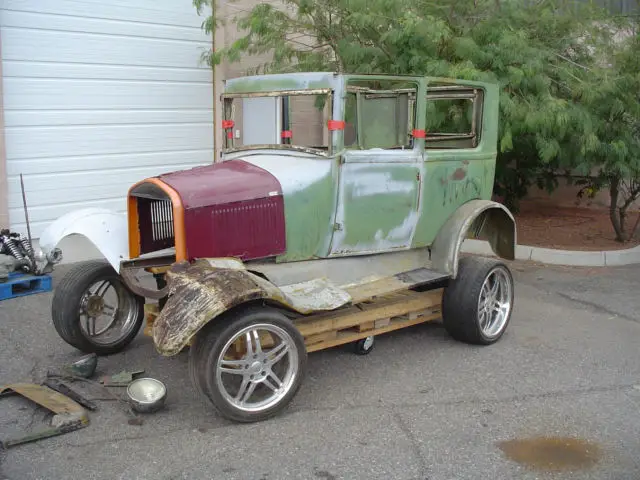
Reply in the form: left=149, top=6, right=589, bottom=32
left=63, top=353, right=98, bottom=379
left=1, top=421, right=85, bottom=449
left=0, top=383, right=89, bottom=449
left=99, top=370, right=145, bottom=387
left=42, top=378, right=97, bottom=411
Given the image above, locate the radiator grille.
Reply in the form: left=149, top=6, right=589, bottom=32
left=138, top=197, right=175, bottom=254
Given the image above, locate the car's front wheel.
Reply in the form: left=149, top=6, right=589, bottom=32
left=189, top=305, right=307, bottom=423
left=51, top=260, right=145, bottom=355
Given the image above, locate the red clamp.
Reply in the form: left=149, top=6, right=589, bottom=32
left=222, top=120, right=235, bottom=129
left=412, top=129, right=426, bottom=139
left=281, top=130, right=293, bottom=139
left=327, top=120, right=346, bottom=131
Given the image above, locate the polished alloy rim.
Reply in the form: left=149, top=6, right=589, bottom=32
left=79, top=279, right=139, bottom=346
left=477, top=267, right=513, bottom=338
left=215, top=323, right=298, bottom=413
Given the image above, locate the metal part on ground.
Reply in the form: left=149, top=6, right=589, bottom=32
left=42, top=378, right=98, bottom=411
left=0, top=229, right=38, bottom=274
left=99, top=370, right=145, bottom=387
left=64, top=353, right=98, bottom=379
left=0, top=383, right=89, bottom=449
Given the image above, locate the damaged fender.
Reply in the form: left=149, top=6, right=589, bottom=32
left=37, top=208, right=129, bottom=273
left=152, top=259, right=352, bottom=356
left=430, top=199, right=516, bottom=279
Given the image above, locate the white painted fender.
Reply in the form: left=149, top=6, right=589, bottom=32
left=38, top=208, right=129, bottom=273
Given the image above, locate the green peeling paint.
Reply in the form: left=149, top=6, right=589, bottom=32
left=222, top=73, right=500, bottom=262
left=412, top=153, right=494, bottom=248
left=276, top=165, right=338, bottom=262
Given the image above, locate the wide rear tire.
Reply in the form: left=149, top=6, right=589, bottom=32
left=442, top=256, right=514, bottom=345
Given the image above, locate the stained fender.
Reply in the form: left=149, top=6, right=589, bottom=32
left=430, top=200, right=516, bottom=279
left=152, top=259, right=352, bottom=356
left=38, top=208, right=129, bottom=273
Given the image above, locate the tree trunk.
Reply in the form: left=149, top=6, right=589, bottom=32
left=631, top=211, right=640, bottom=240
left=609, top=176, right=627, bottom=242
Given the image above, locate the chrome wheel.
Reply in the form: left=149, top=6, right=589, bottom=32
left=215, top=323, right=299, bottom=414
left=477, top=266, right=512, bottom=338
left=442, top=257, right=514, bottom=345
left=78, top=278, right=140, bottom=346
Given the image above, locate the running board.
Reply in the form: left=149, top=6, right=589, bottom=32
left=345, top=267, right=450, bottom=304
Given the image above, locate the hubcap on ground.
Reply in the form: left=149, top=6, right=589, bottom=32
left=216, top=323, right=298, bottom=413
left=477, top=267, right=512, bottom=338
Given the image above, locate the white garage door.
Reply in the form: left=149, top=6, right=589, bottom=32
left=1, top=0, right=213, bottom=238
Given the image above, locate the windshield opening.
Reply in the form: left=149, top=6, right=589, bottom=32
left=221, top=89, right=332, bottom=155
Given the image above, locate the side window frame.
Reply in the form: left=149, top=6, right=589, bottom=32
left=342, top=82, right=420, bottom=151
left=425, top=86, right=485, bottom=149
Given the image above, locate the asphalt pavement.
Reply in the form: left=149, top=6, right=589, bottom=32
left=1, top=260, right=639, bottom=480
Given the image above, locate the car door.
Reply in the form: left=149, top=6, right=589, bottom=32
left=328, top=88, right=423, bottom=256
left=328, top=150, right=422, bottom=256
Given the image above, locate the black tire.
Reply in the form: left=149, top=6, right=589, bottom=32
left=442, top=256, right=514, bottom=345
left=353, top=336, right=375, bottom=355
left=189, top=305, right=307, bottom=423
left=51, top=260, right=144, bottom=355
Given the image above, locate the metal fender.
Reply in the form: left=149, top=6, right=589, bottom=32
left=430, top=200, right=516, bottom=279
left=152, top=258, right=352, bottom=356
left=37, top=208, right=129, bottom=273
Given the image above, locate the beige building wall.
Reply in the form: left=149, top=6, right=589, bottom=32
left=0, top=33, right=8, bottom=228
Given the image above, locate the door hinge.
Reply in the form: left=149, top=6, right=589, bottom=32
left=333, top=222, right=343, bottom=231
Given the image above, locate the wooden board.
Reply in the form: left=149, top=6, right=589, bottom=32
left=298, top=288, right=443, bottom=353
left=295, top=289, right=442, bottom=338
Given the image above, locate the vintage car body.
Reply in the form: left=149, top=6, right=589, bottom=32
left=40, top=72, right=517, bottom=423
left=39, top=72, right=513, bottom=274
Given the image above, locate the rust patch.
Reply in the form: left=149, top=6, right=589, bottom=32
left=451, top=168, right=467, bottom=180
left=152, top=259, right=271, bottom=356
left=497, top=437, right=602, bottom=471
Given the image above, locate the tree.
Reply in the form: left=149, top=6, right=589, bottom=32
left=571, top=28, right=640, bottom=241
left=193, top=0, right=638, bottom=239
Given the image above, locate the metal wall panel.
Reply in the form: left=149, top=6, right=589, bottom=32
left=1, top=0, right=213, bottom=236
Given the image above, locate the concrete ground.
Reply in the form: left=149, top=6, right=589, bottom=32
left=1, top=260, right=640, bottom=480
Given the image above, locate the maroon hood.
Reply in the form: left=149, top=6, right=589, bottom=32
left=148, top=159, right=287, bottom=261
left=158, top=159, right=282, bottom=209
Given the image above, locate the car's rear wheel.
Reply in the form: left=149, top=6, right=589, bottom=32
left=51, top=260, right=145, bottom=355
left=189, top=305, right=307, bottom=423
left=442, top=256, right=514, bottom=345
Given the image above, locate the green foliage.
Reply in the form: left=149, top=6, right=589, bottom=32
left=194, top=0, right=639, bottom=233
